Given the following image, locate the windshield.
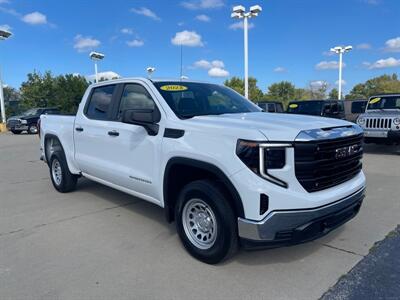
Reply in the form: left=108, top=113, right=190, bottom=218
left=154, top=82, right=261, bottom=118
left=287, top=101, right=323, bottom=116
left=367, top=96, right=400, bottom=110
left=22, top=109, right=40, bottom=117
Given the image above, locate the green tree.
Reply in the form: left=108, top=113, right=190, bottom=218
left=3, top=86, right=21, bottom=116
left=20, top=71, right=88, bottom=113
left=346, top=74, right=400, bottom=99
left=328, top=88, right=339, bottom=100
left=264, top=81, right=296, bottom=108
left=224, top=76, right=263, bottom=102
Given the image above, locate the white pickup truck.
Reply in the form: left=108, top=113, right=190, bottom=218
left=40, top=78, right=366, bottom=264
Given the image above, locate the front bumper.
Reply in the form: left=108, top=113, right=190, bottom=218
left=238, top=188, right=365, bottom=249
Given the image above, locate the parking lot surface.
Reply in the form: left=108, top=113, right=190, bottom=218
left=0, top=133, right=399, bottom=300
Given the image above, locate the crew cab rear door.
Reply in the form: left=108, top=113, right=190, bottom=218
left=74, top=83, right=119, bottom=182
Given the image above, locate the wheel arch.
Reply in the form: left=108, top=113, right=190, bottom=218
left=163, top=157, right=244, bottom=223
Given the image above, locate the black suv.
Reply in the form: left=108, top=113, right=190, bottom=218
left=286, top=100, right=345, bottom=119
left=6, top=107, right=60, bottom=134
left=257, top=101, right=284, bottom=113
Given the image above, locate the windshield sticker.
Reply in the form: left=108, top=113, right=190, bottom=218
left=289, top=104, right=298, bottom=108
left=160, top=85, right=188, bottom=92
left=369, top=97, right=381, bottom=104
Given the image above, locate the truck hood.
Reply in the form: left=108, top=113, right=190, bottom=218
left=187, top=112, right=352, bottom=141
left=360, top=110, right=400, bottom=118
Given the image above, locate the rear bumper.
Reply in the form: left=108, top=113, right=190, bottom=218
left=238, top=188, right=365, bottom=249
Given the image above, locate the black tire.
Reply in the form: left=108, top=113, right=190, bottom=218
left=175, top=180, right=238, bottom=264
left=11, top=130, right=22, bottom=134
left=49, top=151, right=78, bottom=193
left=28, top=124, right=38, bottom=134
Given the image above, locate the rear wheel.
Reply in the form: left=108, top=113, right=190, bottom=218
left=49, top=151, right=78, bottom=193
left=175, top=180, right=238, bottom=264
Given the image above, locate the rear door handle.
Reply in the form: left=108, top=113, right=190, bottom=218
left=75, top=127, right=84, bottom=132
left=108, top=130, right=119, bottom=137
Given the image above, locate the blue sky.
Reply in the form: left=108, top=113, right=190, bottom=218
left=1, top=0, right=400, bottom=94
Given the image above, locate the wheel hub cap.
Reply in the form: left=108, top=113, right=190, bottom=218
left=182, top=199, right=217, bottom=250
left=51, top=159, right=62, bottom=186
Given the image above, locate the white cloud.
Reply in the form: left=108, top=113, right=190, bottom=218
left=171, top=30, right=203, bottom=47
left=87, top=71, right=120, bottom=82
left=196, top=14, right=210, bottom=22
left=322, top=51, right=336, bottom=57
left=121, top=28, right=134, bottom=35
left=126, top=39, right=144, bottom=47
left=356, top=43, right=371, bottom=50
left=229, top=21, right=255, bottom=30
left=0, top=24, right=11, bottom=31
left=335, top=79, right=346, bottom=86
left=22, top=11, right=47, bottom=25
left=274, top=67, right=286, bottom=73
left=384, top=37, right=400, bottom=53
left=73, top=34, right=100, bottom=52
left=177, top=22, right=185, bottom=26
left=0, top=0, right=10, bottom=4
left=193, top=59, right=224, bottom=69
left=367, top=57, right=400, bottom=69
left=208, top=67, right=229, bottom=77
left=131, top=7, right=161, bottom=21
left=310, top=80, right=328, bottom=89
left=181, top=0, right=224, bottom=10
left=315, top=60, right=345, bottom=70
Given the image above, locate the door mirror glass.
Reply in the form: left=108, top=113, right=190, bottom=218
left=122, top=108, right=161, bottom=136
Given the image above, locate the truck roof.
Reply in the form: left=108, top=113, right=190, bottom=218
left=88, top=77, right=215, bottom=88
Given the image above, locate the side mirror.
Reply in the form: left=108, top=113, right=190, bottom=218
left=122, top=108, right=161, bottom=136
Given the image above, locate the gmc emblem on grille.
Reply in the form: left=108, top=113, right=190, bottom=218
left=335, top=144, right=361, bottom=159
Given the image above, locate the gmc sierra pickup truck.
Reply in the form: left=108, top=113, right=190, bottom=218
left=40, top=78, right=366, bottom=264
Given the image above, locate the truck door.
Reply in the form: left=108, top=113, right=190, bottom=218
left=74, top=84, right=119, bottom=182
left=96, top=82, right=164, bottom=201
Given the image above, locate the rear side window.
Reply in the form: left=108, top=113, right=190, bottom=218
left=118, top=84, right=155, bottom=118
left=267, top=103, right=275, bottom=112
left=86, top=85, right=116, bottom=120
left=351, top=101, right=366, bottom=113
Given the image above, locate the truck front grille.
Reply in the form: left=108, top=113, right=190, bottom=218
left=294, top=134, right=363, bottom=192
left=365, top=118, right=392, bottom=129
left=7, top=119, right=21, bottom=127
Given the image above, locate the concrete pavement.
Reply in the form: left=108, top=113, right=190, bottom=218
left=0, top=133, right=399, bottom=300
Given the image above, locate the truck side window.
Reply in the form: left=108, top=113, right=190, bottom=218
left=86, top=85, right=116, bottom=120
left=267, top=103, right=275, bottom=112
left=118, top=84, right=155, bottom=118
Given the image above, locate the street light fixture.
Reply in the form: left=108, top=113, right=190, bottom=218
left=330, top=45, right=352, bottom=100
left=146, top=67, right=156, bottom=79
left=231, top=4, right=262, bottom=99
left=89, top=51, right=105, bottom=83
left=0, top=28, right=12, bottom=130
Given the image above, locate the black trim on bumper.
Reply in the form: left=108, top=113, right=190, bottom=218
left=239, top=188, right=365, bottom=250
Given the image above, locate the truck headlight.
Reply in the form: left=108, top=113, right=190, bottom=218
left=394, top=118, right=400, bottom=125
left=236, top=140, right=290, bottom=188
left=357, top=117, right=365, bottom=125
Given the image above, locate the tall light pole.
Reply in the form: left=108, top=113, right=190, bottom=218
left=89, top=51, right=105, bottom=83
left=231, top=5, right=262, bottom=99
left=0, top=28, right=12, bottom=129
left=330, top=45, right=352, bottom=100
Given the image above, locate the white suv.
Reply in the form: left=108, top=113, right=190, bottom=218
left=40, top=78, right=366, bottom=264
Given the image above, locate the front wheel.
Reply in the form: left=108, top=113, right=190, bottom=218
left=11, top=130, right=22, bottom=134
left=49, top=151, right=78, bottom=193
left=175, top=180, right=238, bottom=264
left=28, top=125, right=38, bottom=134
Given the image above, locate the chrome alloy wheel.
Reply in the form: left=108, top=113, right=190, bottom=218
left=51, top=159, right=62, bottom=186
left=29, top=125, right=38, bottom=134
left=182, top=198, right=217, bottom=250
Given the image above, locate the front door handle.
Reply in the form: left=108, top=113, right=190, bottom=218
left=108, top=130, right=119, bottom=137
left=75, top=127, right=84, bottom=132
